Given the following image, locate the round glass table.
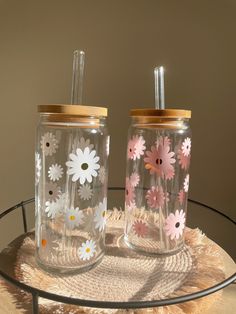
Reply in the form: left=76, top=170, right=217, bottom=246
left=0, top=188, right=235, bottom=314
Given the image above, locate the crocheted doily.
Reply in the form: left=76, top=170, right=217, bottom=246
left=0, top=209, right=227, bottom=314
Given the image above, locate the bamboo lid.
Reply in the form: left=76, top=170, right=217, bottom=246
left=130, top=108, right=191, bottom=119
left=38, top=104, right=108, bottom=117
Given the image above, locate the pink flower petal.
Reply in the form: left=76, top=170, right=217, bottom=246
left=164, top=209, right=186, bottom=240
left=144, top=137, right=176, bottom=181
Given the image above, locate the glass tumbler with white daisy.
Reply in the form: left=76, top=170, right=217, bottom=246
left=124, top=108, right=192, bottom=255
left=35, top=104, right=109, bottom=273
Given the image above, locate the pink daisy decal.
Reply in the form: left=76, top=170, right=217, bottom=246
left=133, top=220, right=148, bottom=237
left=178, top=149, right=190, bottom=170
left=146, top=186, right=168, bottom=209
left=125, top=177, right=135, bottom=206
left=144, top=136, right=176, bottom=180
left=178, top=189, right=185, bottom=205
left=130, top=172, right=140, bottom=187
left=181, top=137, right=191, bottom=157
left=157, top=136, right=171, bottom=147
left=183, top=174, right=190, bottom=192
left=164, top=209, right=186, bottom=240
left=127, top=135, right=146, bottom=160
left=134, top=135, right=146, bottom=159
left=126, top=201, right=136, bottom=212
left=127, top=137, right=137, bottom=160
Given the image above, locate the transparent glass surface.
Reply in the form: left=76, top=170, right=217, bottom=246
left=125, top=118, right=191, bottom=254
left=0, top=193, right=235, bottom=311
left=35, top=114, right=109, bottom=273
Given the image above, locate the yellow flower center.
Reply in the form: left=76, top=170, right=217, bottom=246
left=102, top=210, right=106, bottom=218
left=86, top=247, right=91, bottom=253
left=41, top=239, right=47, bottom=247
left=70, top=215, right=76, bottom=221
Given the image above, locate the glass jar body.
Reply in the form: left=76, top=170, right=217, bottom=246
left=35, top=114, right=109, bottom=273
left=124, top=117, right=191, bottom=255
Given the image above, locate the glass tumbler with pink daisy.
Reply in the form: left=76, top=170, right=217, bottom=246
left=124, top=108, right=192, bottom=254
left=35, top=104, right=109, bottom=273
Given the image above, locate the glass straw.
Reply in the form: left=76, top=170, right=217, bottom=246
left=63, top=50, right=86, bottom=254
left=154, top=66, right=165, bottom=110
left=154, top=66, right=168, bottom=250
left=67, top=50, right=85, bottom=211
left=71, top=50, right=85, bottom=104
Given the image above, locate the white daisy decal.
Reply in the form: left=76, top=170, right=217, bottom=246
left=45, top=200, right=59, bottom=218
left=98, top=166, right=106, bottom=184
left=78, top=184, right=93, bottom=200
left=57, top=193, right=66, bottom=212
left=78, top=239, right=96, bottom=261
left=40, top=132, right=59, bottom=156
left=72, top=137, right=94, bottom=152
left=48, top=163, right=64, bottom=181
left=45, top=192, right=65, bottom=218
left=184, top=174, right=190, bottom=192
left=66, top=147, right=100, bottom=184
left=181, top=137, right=191, bottom=157
left=65, top=207, right=84, bottom=229
left=35, top=152, right=41, bottom=185
left=39, top=227, right=59, bottom=257
left=94, top=198, right=107, bottom=232
left=45, top=182, right=61, bottom=202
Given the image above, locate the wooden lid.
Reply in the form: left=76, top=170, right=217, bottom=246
left=130, top=108, right=191, bottom=119
left=38, top=104, right=108, bottom=117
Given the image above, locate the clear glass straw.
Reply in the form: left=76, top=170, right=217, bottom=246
left=154, top=66, right=165, bottom=109
left=67, top=50, right=85, bottom=211
left=63, top=50, right=85, bottom=253
left=71, top=50, right=85, bottom=104
left=154, top=66, right=166, bottom=249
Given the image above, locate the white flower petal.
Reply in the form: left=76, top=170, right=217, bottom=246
left=93, top=156, right=100, bottom=163
left=66, top=146, right=100, bottom=184
left=90, top=150, right=96, bottom=158
left=93, top=163, right=100, bottom=170
left=80, top=176, right=86, bottom=185
left=72, top=173, right=79, bottom=182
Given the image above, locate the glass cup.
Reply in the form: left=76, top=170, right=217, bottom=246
left=124, top=109, right=192, bottom=255
left=35, top=104, right=109, bottom=273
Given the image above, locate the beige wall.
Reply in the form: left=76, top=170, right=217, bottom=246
left=0, top=1, right=235, bottom=255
